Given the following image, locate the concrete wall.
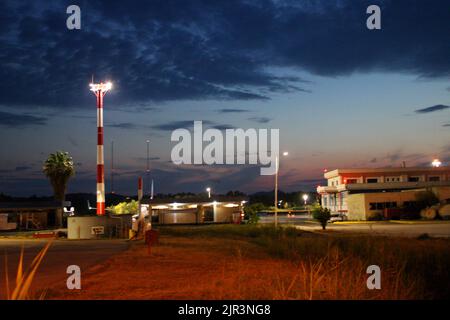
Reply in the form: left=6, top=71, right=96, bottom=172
left=160, top=210, right=197, bottom=224
left=347, top=188, right=450, bottom=220
left=68, top=215, right=131, bottom=239
left=0, top=214, right=16, bottom=230
left=363, top=191, right=419, bottom=220
left=346, top=194, right=366, bottom=220
left=214, top=206, right=240, bottom=223
left=347, top=191, right=418, bottom=220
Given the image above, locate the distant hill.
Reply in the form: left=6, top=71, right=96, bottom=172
left=0, top=192, right=130, bottom=214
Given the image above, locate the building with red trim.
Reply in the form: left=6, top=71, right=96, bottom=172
left=317, top=167, right=450, bottom=220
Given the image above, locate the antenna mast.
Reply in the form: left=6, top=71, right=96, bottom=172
left=111, top=140, right=114, bottom=194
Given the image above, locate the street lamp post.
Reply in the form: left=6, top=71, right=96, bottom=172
left=90, top=81, right=112, bottom=216
left=206, top=187, right=211, bottom=199
left=302, top=194, right=309, bottom=216
left=274, top=151, right=288, bottom=228
left=302, top=194, right=309, bottom=206
left=146, top=139, right=150, bottom=196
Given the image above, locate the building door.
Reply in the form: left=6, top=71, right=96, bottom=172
left=47, top=209, right=56, bottom=226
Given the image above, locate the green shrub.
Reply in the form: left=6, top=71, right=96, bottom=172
left=415, top=190, right=439, bottom=210
left=244, top=203, right=265, bottom=224
left=367, top=211, right=383, bottom=221
left=108, top=200, right=139, bottom=214
left=312, top=205, right=331, bottom=230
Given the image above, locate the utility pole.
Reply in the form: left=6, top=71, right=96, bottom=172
left=146, top=139, right=150, bottom=197
left=111, top=140, right=114, bottom=194
left=274, top=156, right=278, bottom=228
left=274, top=152, right=288, bottom=228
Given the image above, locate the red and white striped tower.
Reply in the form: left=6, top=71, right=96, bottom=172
left=138, top=177, right=143, bottom=202
left=90, top=81, right=112, bottom=216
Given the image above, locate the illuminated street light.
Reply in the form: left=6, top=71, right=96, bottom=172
left=90, top=81, right=112, bottom=216
left=274, top=151, right=288, bottom=227
left=303, top=194, right=311, bottom=216
left=206, top=187, right=211, bottom=199
left=302, top=194, right=309, bottom=205
left=431, top=159, right=442, bottom=167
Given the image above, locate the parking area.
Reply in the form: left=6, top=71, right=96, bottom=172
left=259, top=215, right=450, bottom=237
left=310, top=221, right=450, bottom=237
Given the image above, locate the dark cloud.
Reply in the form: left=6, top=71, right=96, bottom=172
left=0, top=111, right=47, bottom=127
left=293, top=179, right=327, bottom=190
left=217, top=108, right=251, bottom=113
left=210, top=124, right=235, bottom=131
left=151, top=120, right=210, bottom=131
left=106, top=122, right=145, bottom=130
left=133, top=156, right=161, bottom=162
left=415, top=105, right=450, bottom=114
left=0, top=0, right=448, bottom=111
left=15, top=166, right=31, bottom=172
left=247, top=117, right=272, bottom=124
left=151, top=120, right=236, bottom=131
left=443, top=124, right=450, bottom=127
left=107, top=119, right=234, bottom=131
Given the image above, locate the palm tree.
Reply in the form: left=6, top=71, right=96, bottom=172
left=43, top=151, right=75, bottom=201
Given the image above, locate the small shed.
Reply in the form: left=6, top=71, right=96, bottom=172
left=0, top=201, right=70, bottom=230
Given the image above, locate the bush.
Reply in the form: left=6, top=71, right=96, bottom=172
left=108, top=200, right=139, bottom=214
left=415, top=190, right=439, bottom=210
left=400, top=211, right=421, bottom=220
left=312, top=205, right=331, bottom=230
left=244, top=203, right=265, bottom=224
left=417, top=233, right=431, bottom=240
left=367, top=211, right=383, bottom=221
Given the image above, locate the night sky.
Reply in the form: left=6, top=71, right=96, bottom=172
left=0, top=0, right=449, bottom=196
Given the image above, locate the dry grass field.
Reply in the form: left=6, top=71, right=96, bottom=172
left=45, top=225, right=450, bottom=300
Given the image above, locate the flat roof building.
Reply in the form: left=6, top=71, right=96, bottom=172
left=0, top=201, right=70, bottom=230
left=317, top=167, right=450, bottom=220
left=140, top=196, right=247, bottom=225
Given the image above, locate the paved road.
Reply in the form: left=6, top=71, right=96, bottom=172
left=260, top=215, right=450, bottom=237
left=0, top=239, right=129, bottom=299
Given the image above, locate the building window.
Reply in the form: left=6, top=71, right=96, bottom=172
left=386, top=176, right=400, bottom=182
left=369, top=202, right=397, bottom=211
left=385, top=202, right=397, bottom=208
left=408, top=176, right=419, bottom=182
left=428, top=176, right=440, bottom=182
left=367, top=178, right=378, bottom=183
left=346, top=179, right=357, bottom=184
left=403, top=201, right=417, bottom=207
